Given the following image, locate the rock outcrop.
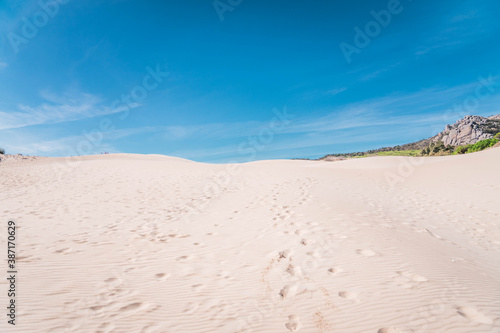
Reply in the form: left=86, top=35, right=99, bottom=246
left=432, top=115, right=500, bottom=146
left=318, top=114, right=500, bottom=160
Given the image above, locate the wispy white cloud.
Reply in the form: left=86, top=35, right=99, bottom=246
left=415, top=4, right=496, bottom=57
left=325, top=87, right=347, bottom=96
left=2, top=136, right=82, bottom=156
left=161, top=121, right=262, bottom=141
left=360, top=61, right=402, bottom=81
left=0, top=125, right=162, bottom=156
left=0, top=90, right=139, bottom=130
left=300, top=87, right=348, bottom=100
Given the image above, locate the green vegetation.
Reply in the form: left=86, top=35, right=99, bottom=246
left=482, top=119, right=500, bottom=135
left=376, top=150, right=421, bottom=157
left=320, top=149, right=422, bottom=160
left=419, top=138, right=499, bottom=156
left=420, top=141, right=455, bottom=156
left=0, top=147, right=4, bottom=155
left=454, top=145, right=471, bottom=154
left=318, top=128, right=500, bottom=161
left=318, top=138, right=431, bottom=160
left=455, top=138, right=498, bottom=154
left=466, top=138, right=498, bottom=152
left=347, top=150, right=420, bottom=157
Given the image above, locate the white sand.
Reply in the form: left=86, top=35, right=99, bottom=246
left=1, top=148, right=499, bottom=332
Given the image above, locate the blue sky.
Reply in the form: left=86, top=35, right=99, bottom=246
left=1, top=0, right=500, bottom=162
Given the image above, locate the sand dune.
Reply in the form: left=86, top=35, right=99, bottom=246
left=1, top=148, right=499, bottom=332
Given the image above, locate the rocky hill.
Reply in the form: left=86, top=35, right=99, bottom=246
left=431, top=115, right=500, bottom=146
left=318, top=114, right=500, bottom=160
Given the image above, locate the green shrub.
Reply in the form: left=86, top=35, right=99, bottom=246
left=455, top=139, right=498, bottom=154
left=483, top=119, right=500, bottom=135
left=432, top=141, right=444, bottom=154
left=420, top=141, right=455, bottom=156
left=495, top=132, right=500, bottom=140
left=466, top=138, right=498, bottom=153
left=0, top=147, right=4, bottom=155
left=455, top=145, right=471, bottom=154
left=376, top=150, right=421, bottom=156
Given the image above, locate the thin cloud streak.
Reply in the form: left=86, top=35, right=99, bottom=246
left=0, top=91, right=140, bottom=130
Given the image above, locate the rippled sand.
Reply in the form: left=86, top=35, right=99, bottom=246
left=0, top=149, right=499, bottom=332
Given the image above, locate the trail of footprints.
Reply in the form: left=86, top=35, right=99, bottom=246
left=62, top=274, right=159, bottom=332
left=262, top=177, right=476, bottom=333
left=263, top=177, right=342, bottom=331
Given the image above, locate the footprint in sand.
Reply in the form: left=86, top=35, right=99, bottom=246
left=286, top=264, right=303, bottom=277
left=141, top=324, right=167, bottom=333
left=280, top=285, right=298, bottom=299
left=54, top=247, right=76, bottom=254
left=306, top=250, right=321, bottom=258
left=357, top=249, right=377, bottom=257
left=183, top=302, right=199, bottom=314
left=285, top=315, right=302, bottom=332
left=397, top=271, right=428, bottom=282
left=103, top=277, right=123, bottom=290
left=118, top=302, right=146, bottom=315
left=378, top=328, right=402, bottom=333
left=279, top=249, right=294, bottom=260
left=97, top=322, right=116, bottom=333
left=327, top=267, right=342, bottom=275
left=192, top=284, right=206, bottom=292
left=457, top=306, right=493, bottom=324
left=411, top=275, right=428, bottom=282
left=338, top=291, right=358, bottom=300
left=300, top=238, right=313, bottom=246
left=155, top=273, right=170, bottom=281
